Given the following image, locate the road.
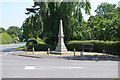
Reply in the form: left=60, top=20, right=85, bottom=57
left=0, top=42, right=119, bottom=78
left=0, top=42, right=25, bottom=56
left=0, top=42, right=25, bottom=79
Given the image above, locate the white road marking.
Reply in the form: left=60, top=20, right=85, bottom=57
left=3, top=53, right=9, bottom=56
left=1, top=53, right=9, bottom=56
left=67, top=67, right=84, bottom=69
left=9, top=52, right=13, bottom=54
left=24, top=66, right=85, bottom=70
left=24, top=66, right=36, bottom=70
left=0, top=53, right=8, bottom=56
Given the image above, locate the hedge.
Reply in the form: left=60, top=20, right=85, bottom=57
left=26, top=39, right=38, bottom=46
left=27, top=38, right=46, bottom=44
left=26, top=38, right=47, bottom=51
left=26, top=40, right=120, bottom=55
left=27, top=44, right=49, bottom=51
left=66, top=40, right=120, bottom=55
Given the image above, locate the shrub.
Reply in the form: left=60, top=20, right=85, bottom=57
left=36, top=37, right=46, bottom=44
left=26, top=39, right=38, bottom=46
left=0, top=33, right=14, bottom=44
left=27, top=44, right=49, bottom=51
left=26, top=37, right=49, bottom=51
left=26, top=37, right=46, bottom=45
left=66, top=40, right=120, bottom=55
left=66, top=40, right=95, bottom=51
left=93, top=41, right=120, bottom=55
left=13, top=37, right=19, bottom=43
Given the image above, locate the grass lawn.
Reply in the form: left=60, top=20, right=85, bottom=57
left=16, top=46, right=118, bottom=57
left=25, top=51, right=105, bottom=56
left=16, top=45, right=25, bottom=50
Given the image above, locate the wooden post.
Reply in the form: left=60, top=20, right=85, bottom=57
left=74, top=48, right=76, bottom=56
left=47, top=48, right=50, bottom=55
left=32, top=47, right=34, bottom=54
left=106, top=54, right=109, bottom=60
left=103, top=49, right=105, bottom=56
left=25, top=46, right=27, bottom=53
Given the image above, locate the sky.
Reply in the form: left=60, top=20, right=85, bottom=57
left=0, top=0, right=119, bottom=30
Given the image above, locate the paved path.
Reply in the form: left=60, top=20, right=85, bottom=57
left=0, top=42, right=119, bottom=78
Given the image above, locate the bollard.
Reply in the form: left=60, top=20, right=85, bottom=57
left=103, top=49, right=105, bottom=55
left=74, top=48, right=76, bottom=56
left=47, top=48, right=50, bottom=55
left=32, top=47, right=34, bottom=54
left=80, top=50, right=84, bottom=56
left=12, top=50, right=15, bottom=54
left=25, top=46, right=27, bottom=53
left=106, top=54, right=109, bottom=60
left=80, top=50, right=84, bottom=60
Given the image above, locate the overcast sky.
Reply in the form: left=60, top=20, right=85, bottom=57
left=0, top=0, right=119, bottom=29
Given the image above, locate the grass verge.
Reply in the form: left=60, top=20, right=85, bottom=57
left=16, top=45, right=25, bottom=50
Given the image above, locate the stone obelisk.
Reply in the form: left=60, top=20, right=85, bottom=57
left=55, top=20, right=67, bottom=52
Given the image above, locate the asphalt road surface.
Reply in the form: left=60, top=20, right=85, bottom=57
left=1, top=42, right=119, bottom=78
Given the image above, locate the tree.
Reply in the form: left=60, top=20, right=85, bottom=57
left=22, top=15, right=43, bottom=40
left=22, top=1, right=91, bottom=45
left=0, top=33, right=14, bottom=44
left=7, top=26, right=22, bottom=41
left=95, top=2, right=116, bottom=15
left=87, top=3, right=120, bottom=41
left=0, top=27, right=6, bottom=33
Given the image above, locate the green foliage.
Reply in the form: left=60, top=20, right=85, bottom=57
left=26, top=39, right=38, bottom=47
left=26, top=37, right=46, bottom=45
left=87, top=4, right=120, bottom=41
left=13, top=37, right=20, bottom=43
left=73, top=22, right=92, bottom=40
left=22, top=1, right=119, bottom=50
left=0, top=33, right=14, bottom=44
left=22, top=1, right=91, bottom=45
left=11, top=34, right=16, bottom=38
left=7, top=26, right=23, bottom=41
left=16, top=45, right=25, bottom=50
left=0, top=27, right=6, bottom=33
left=66, top=40, right=95, bottom=51
left=36, top=37, right=45, bottom=44
left=93, top=41, right=120, bottom=54
left=22, top=15, right=43, bottom=40
left=26, top=37, right=47, bottom=50
left=27, top=44, right=49, bottom=51
left=10, top=34, right=20, bottom=43
left=67, top=40, right=120, bottom=55
left=95, top=2, right=116, bottom=15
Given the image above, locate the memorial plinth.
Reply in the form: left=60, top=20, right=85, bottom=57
left=55, top=20, right=67, bottom=52
left=51, top=20, right=69, bottom=54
